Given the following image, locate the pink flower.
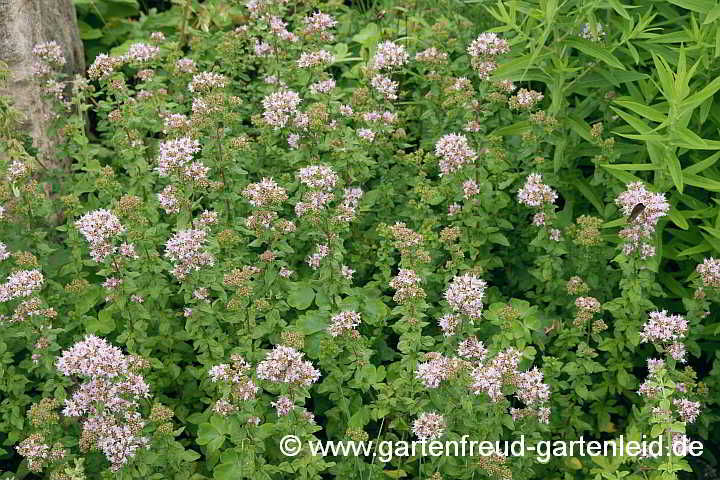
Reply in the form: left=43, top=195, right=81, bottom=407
left=256, top=346, right=320, bottom=386
left=328, top=311, right=361, bottom=337
left=444, top=274, right=487, bottom=320
left=517, top=173, right=557, bottom=208
left=435, top=134, right=476, bottom=176
left=369, top=41, right=409, bottom=71
left=412, top=412, right=446, bottom=440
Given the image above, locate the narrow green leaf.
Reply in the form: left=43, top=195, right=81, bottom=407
left=493, top=121, right=531, bottom=136
left=668, top=208, right=690, bottom=229
left=566, top=39, right=626, bottom=70
left=667, top=0, right=714, bottom=13
left=491, top=53, right=552, bottom=80
left=610, top=106, right=653, bottom=134
left=677, top=242, right=712, bottom=256
left=565, top=116, right=593, bottom=142
left=665, top=150, right=684, bottom=193
left=679, top=75, right=720, bottom=115
left=600, top=165, right=643, bottom=184
left=608, top=0, right=632, bottom=19
left=703, top=3, right=720, bottom=23
left=612, top=100, right=668, bottom=123
left=685, top=173, right=720, bottom=190
left=669, top=126, right=720, bottom=150
left=572, top=177, right=604, bottom=214
left=700, top=224, right=720, bottom=238
left=599, top=163, right=660, bottom=171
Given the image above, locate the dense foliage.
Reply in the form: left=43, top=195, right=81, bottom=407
left=2, top=0, right=720, bottom=478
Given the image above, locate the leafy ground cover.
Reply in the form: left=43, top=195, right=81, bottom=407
left=2, top=0, right=720, bottom=478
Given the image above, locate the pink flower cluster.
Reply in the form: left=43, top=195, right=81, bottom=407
left=309, top=78, right=336, bottom=94
left=87, top=54, right=125, bottom=80
left=370, top=74, right=399, bottom=100
left=517, top=173, right=558, bottom=208
left=467, top=32, right=509, bottom=78
left=438, top=313, right=460, bottom=336
left=157, top=185, right=182, bottom=214
left=470, top=348, right=550, bottom=423
left=301, top=12, right=337, bottom=41
left=164, top=229, right=214, bottom=280
left=444, top=274, right=487, bottom=320
left=269, top=16, right=298, bottom=42
left=126, top=42, right=160, bottom=63
left=307, top=243, right=330, bottom=269
left=673, top=398, right=701, bottom=423
left=615, top=182, right=670, bottom=258
left=188, top=72, right=228, bottom=93
left=32, top=41, right=66, bottom=76
left=55, top=335, right=151, bottom=471
left=208, top=355, right=260, bottom=415
left=297, top=165, right=339, bottom=191
left=389, top=269, right=425, bottom=303
left=412, top=412, right=446, bottom=440
left=272, top=395, right=295, bottom=416
left=75, top=209, right=126, bottom=262
left=468, top=33, right=510, bottom=57
left=369, top=41, right=409, bottom=71
left=639, top=310, right=688, bottom=362
left=458, top=336, right=488, bottom=360
left=509, top=89, right=544, bottom=110
left=256, top=345, right=321, bottom=387
left=328, top=311, right=362, bottom=337
left=297, top=50, right=334, bottom=68
left=696, top=257, right=720, bottom=288
left=175, top=58, right=196, bottom=73
left=242, top=178, right=288, bottom=207
left=262, top=89, right=302, bottom=128
left=154, top=137, right=202, bottom=177
left=0, top=269, right=44, bottom=302
left=435, top=133, right=477, bottom=176
left=295, top=191, right=334, bottom=216
left=415, top=353, right=458, bottom=388
left=415, top=47, right=448, bottom=64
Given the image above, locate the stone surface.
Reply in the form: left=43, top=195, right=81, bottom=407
left=0, top=0, right=84, bottom=169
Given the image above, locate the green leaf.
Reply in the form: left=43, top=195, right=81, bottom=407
left=352, top=23, right=380, bottom=48
left=685, top=173, right=720, bottom=191
left=679, top=75, right=720, bottom=116
left=600, top=165, right=643, bottom=184
left=613, top=99, right=668, bottom=123
left=491, top=53, right=552, bottom=80
left=668, top=0, right=714, bottom=13
left=572, top=177, right=604, bottom=214
left=296, top=311, right=328, bottom=334
left=684, top=151, right=720, bottom=175
left=665, top=149, right=684, bottom=193
left=196, top=422, right=226, bottom=452
left=610, top=106, right=653, bottom=134
left=599, top=163, right=660, bottom=171
left=493, top=121, right=531, bottom=136
left=677, top=241, right=712, bottom=256
left=670, top=126, right=720, bottom=150
left=566, top=39, right=626, bottom=70
left=78, top=21, right=103, bottom=40
left=86, top=309, right=115, bottom=334
left=287, top=283, right=315, bottom=310
left=704, top=4, right=720, bottom=23
left=608, top=0, right=632, bottom=19
left=668, top=207, right=690, bottom=229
